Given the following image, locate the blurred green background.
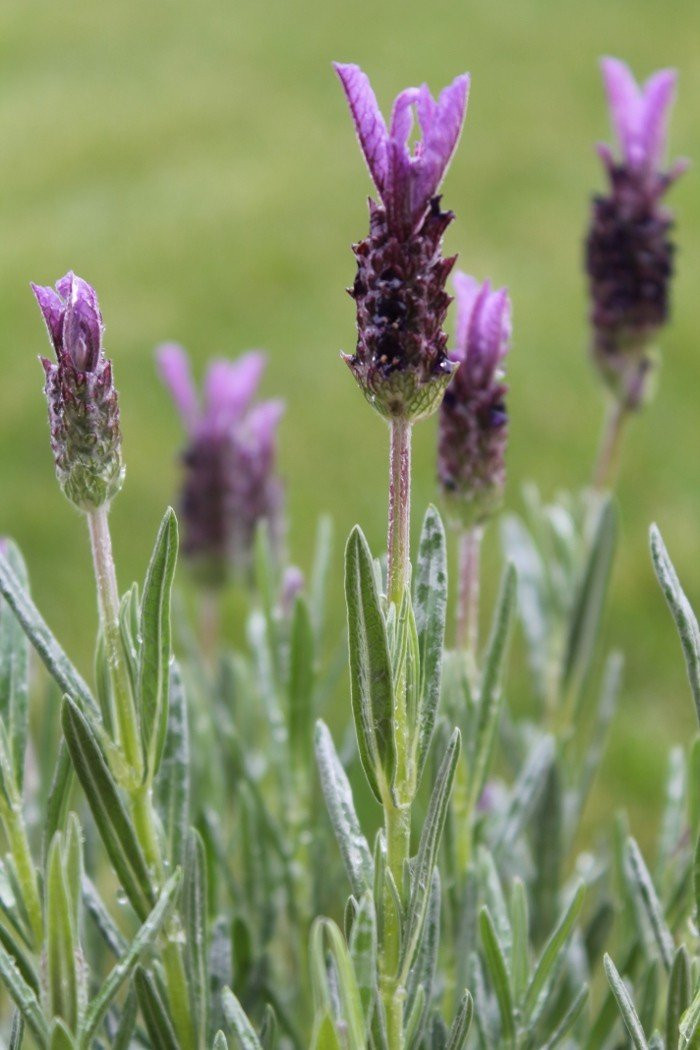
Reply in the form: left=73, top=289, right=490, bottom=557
left=1, top=0, right=698, bottom=837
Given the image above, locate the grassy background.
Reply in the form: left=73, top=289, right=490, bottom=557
left=1, top=0, right=699, bottom=840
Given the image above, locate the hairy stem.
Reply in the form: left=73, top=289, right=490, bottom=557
left=592, top=398, right=627, bottom=491
left=456, top=526, right=483, bottom=662
left=387, top=419, right=413, bottom=606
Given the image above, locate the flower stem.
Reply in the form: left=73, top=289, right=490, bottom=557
left=592, top=398, right=627, bottom=491
left=387, top=419, right=412, bottom=605
left=456, top=526, right=483, bottom=663
left=86, top=505, right=195, bottom=1050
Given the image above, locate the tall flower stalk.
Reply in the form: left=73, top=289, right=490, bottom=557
left=335, top=61, right=468, bottom=1049
left=586, top=58, right=685, bottom=489
left=32, top=274, right=195, bottom=1049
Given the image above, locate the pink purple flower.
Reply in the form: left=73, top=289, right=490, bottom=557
left=157, top=344, right=284, bottom=584
left=335, top=63, right=470, bottom=422
left=31, top=273, right=123, bottom=510
left=438, top=273, right=512, bottom=523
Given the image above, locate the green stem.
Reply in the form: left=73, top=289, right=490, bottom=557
left=387, top=419, right=412, bottom=605
left=592, top=398, right=627, bottom=491
left=86, top=506, right=142, bottom=778
left=86, top=505, right=195, bottom=1050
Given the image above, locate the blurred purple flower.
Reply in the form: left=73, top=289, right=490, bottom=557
left=586, top=58, right=686, bottom=409
left=335, top=63, right=469, bottom=421
left=157, top=344, right=284, bottom=584
left=438, top=273, right=512, bottom=524
left=31, top=272, right=123, bottom=509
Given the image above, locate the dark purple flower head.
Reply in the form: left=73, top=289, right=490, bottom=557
left=157, top=343, right=284, bottom=585
left=438, top=273, right=512, bottom=525
left=334, top=63, right=469, bottom=236
left=586, top=58, right=685, bottom=409
left=336, top=63, right=469, bottom=422
left=32, top=272, right=123, bottom=509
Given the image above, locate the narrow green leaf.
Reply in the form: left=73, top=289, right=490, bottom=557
left=413, top=505, right=447, bottom=782
left=82, top=875, right=127, bottom=957
left=561, top=497, right=616, bottom=696
left=312, top=1012, right=342, bottom=1050
left=524, top=883, right=584, bottom=1018
left=80, top=871, right=181, bottom=1048
left=0, top=918, right=39, bottom=995
left=0, top=541, right=29, bottom=791
left=467, top=564, right=516, bottom=809
left=0, top=939, right=49, bottom=1044
left=314, top=720, right=374, bottom=897
left=213, top=1032, right=229, bottom=1050
left=500, top=514, right=549, bottom=692
left=604, top=954, right=649, bottom=1049
left=135, top=965, right=180, bottom=1050
left=540, top=986, right=588, bottom=1049
left=666, top=946, right=691, bottom=1049
left=0, top=550, right=98, bottom=716
left=679, top=986, right=700, bottom=1048
left=626, top=836, right=674, bottom=972
left=9, top=1010, right=24, bottom=1050
left=288, top=597, right=315, bottom=767
left=345, top=526, right=395, bottom=802
left=185, top=829, right=209, bottom=1049
left=44, top=743, right=74, bottom=863
left=493, top=735, right=555, bottom=857
left=156, top=660, right=190, bottom=870
left=400, top=729, right=460, bottom=977
left=445, top=990, right=473, bottom=1050
left=138, top=508, right=179, bottom=781
left=61, top=698, right=154, bottom=920
left=479, top=907, right=516, bottom=1046
left=310, top=918, right=366, bottom=1050
left=509, top=878, right=530, bottom=1005
left=112, top=987, right=138, bottom=1050
left=222, top=986, right=263, bottom=1050
left=50, top=1018, right=76, bottom=1050
left=650, top=525, right=700, bottom=727
left=349, top=892, right=377, bottom=1024
left=259, top=1004, right=277, bottom=1050
left=45, top=833, right=79, bottom=1033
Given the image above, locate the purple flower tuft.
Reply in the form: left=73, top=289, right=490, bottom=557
left=438, top=273, right=512, bottom=524
left=585, top=58, right=685, bottom=408
left=32, top=273, right=123, bottom=509
left=335, top=63, right=469, bottom=421
left=157, top=344, right=284, bottom=585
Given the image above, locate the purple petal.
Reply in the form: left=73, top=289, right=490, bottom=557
left=389, top=86, right=421, bottom=147
left=334, top=63, right=388, bottom=194
left=452, top=271, right=482, bottom=360
left=413, top=74, right=470, bottom=213
left=62, top=274, right=103, bottom=372
left=31, top=282, right=65, bottom=352
left=156, top=343, right=200, bottom=432
left=600, top=57, right=642, bottom=166
left=204, top=351, right=266, bottom=431
left=245, top=399, right=285, bottom=449
left=639, top=68, right=677, bottom=170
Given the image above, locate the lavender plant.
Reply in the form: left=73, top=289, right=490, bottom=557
left=0, top=50, right=696, bottom=1050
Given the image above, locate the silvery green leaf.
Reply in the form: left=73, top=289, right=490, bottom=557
left=213, top=1032, right=229, bottom=1050
left=0, top=939, right=49, bottom=1044
left=288, top=596, right=315, bottom=768
left=0, top=549, right=98, bottom=716
left=540, top=985, right=588, bottom=1049
left=404, top=985, right=426, bottom=1050
left=500, top=514, right=549, bottom=693
left=467, top=564, right=516, bottom=811
left=50, top=1018, right=76, bottom=1050
left=80, top=871, right=181, bottom=1048
left=349, top=891, right=377, bottom=1025
left=479, top=906, right=516, bottom=1047
left=679, top=986, right=700, bottom=1048
left=650, top=525, right=700, bottom=727
left=413, top=506, right=447, bottom=783
left=185, top=828, right=209, bottom=1049
left=156, top=660, right=190, bottom=870
left=626, top=837, right=674, bottom=971
left=400, top=730, right=460, bottom=979
left=478, top=849, right=511, bottom=958
left=94, top=633, right=113, bottom=734
left=259, top=1004, right=278, bottom=1050
left=344, top=526, right=395, bottom=802
left=493, top=735, right=555, bottom=858
left=61, top=698, right=155, bottom=921
left=310, top=918, right=365, bottom=1050
left=222, top=986, right=263, bottom=1050
left=138, top=508, right=178, bottom=781
left=112, top=988, right=138, bottom=1050
left=509, top=878, right=529, bottom=1005
left=584, top=942, right=641, bottom=1050
left=43, top=743, right=73, bottom=863
left=638, top=959, right=660, bottom=1039
left=604, top=953, right=649, bottom=1049
left=531, top=759, right=562, bottom=941
left=310, top=515, right=333, bottom=643
left=575, top=650, right=623, bottom=824
left=9, top=1010, right=24, bottom=1050
left=524, top=882, right=585, bottom=1019
left=135, top=965, right=180, bottom=1050
left=314, top=720, right=373, bottom=898
left=45, top=832, right=79, bottom=1033
left=583, top=900, right=614, bottom=970
left=0, top=541, right=29, bottom=791
left=406, top=869, right=440, bottom=1045
left=657, top=747, right=686, bottom=886
left=444, top=990, right=473, bottom=1050
left=0, top=919, right=39, bottom=996
left=119, top=583, right=140, bottom=696
left=82, top=874, right=127, bottom=957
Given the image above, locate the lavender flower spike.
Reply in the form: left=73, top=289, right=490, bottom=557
left=585, top=57, right=685, bottom=409
left=32, top=272, right=124, bottom=510
left=157, top=344, right=284, bottom=585
left=335, top=63, right=470, bottom=422
left=438, top=272, right=512, bottom=525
